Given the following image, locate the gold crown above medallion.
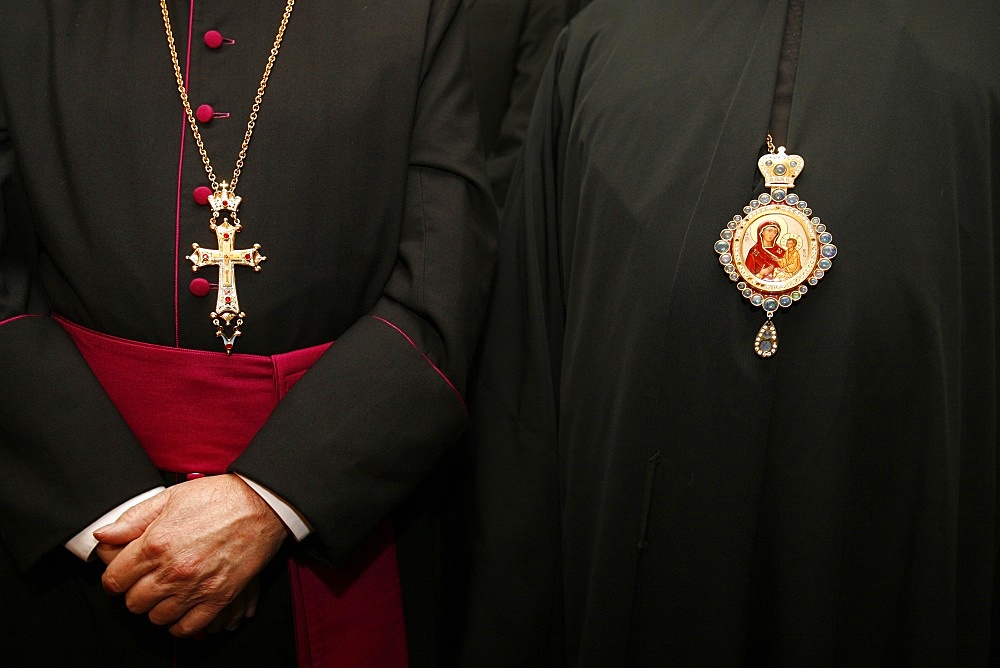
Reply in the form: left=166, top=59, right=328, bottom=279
left=757, top=146, right=804, bottom=189
left=208, top=181, right=242, bottom=212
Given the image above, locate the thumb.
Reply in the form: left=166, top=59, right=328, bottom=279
left=93, top=490, right=169, bottom=545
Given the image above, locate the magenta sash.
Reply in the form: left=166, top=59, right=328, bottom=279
left=56, top=316, right=409, bottom=667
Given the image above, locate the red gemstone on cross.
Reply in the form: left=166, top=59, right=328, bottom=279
left=223, top=200, right=229, bottom=207
left=223, top=233, right=230, bottom=240
left=202, top=253, right=209, bottom=261
left=225, top=296, right=232, bottom=303
left=245, top=253, right=251, bottom=260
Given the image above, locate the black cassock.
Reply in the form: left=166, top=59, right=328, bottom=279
left=462, top=0, right=999, bottom=664
left=0, top=1, right=495, bottom=665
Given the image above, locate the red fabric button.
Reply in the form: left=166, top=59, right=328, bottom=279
left=196, top=104, right=215, bottom=124
left=204, top=30, right=224, bottom=49
left=193, top=185, right=212, bottom=205
left=189, top=278, right=211, bottom=298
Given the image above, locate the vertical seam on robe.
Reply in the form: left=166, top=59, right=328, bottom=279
left=270, top=355, right=281, bottom=406
left=173, top=0, right=197, bottom=347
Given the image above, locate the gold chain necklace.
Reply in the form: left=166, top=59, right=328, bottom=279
left=160, top=0, right=296, bottom=353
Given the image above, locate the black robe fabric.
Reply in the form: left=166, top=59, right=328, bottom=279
left=0, top=1, right=495, bottom=664
left=465, top=0, right=575, bottom=211
left=461, top=0, right=1000, bottom=664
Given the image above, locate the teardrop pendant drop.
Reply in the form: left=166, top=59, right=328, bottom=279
left=754, top=319, right=778, bottom=357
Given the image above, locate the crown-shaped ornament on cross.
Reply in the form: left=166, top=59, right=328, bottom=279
left=208, top=181, right=243, bottom=213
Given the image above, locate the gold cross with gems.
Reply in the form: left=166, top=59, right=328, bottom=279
left=187, top=182, right=266, bottom=354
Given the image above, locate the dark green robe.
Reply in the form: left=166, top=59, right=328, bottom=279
left=462, top=0, right=1000, bottom=664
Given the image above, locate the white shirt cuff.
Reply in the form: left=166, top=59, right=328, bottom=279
left=237, top=475, right=312, bottom=542
left=64, top=487, right=166, bottom=561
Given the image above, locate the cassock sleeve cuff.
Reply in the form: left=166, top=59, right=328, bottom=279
left=64, top=487, right=166, bottom=561
left=237, top=474, right=313, bottom=541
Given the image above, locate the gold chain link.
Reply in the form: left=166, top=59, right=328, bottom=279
left=159, top=0, right=295, bottom=192
left=766, top=133, right=776, bottom=154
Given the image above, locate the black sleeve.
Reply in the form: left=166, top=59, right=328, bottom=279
left=0, top=95, right=164, bottom=572
left=230, top=0, right=498, bottom=566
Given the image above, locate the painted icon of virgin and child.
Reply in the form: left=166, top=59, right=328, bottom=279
left=744, top=218, right=803, bottom=281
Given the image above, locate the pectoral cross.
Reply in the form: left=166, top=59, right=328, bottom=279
left=187, top=183, right=266, bottom=354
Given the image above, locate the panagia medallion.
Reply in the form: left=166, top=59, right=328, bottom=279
left=714, top=141, right=837, bottom=357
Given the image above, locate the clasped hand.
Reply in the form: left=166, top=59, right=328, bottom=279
left=94, top=474, right=289, bottom=637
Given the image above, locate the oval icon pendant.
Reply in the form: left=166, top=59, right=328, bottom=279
left=714, top=145, right=837, bottom=358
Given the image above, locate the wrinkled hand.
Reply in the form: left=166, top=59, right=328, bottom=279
left=94, top=474, right=289, bottom=637
left=96, top=543, right=262, bottom=634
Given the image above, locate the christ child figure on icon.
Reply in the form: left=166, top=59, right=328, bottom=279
left=779, top=234, right=803, bottom=276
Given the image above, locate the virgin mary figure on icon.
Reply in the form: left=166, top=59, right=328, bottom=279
left=744, top=220, right=785, bottom=279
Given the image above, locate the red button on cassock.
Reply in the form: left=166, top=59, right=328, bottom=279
left=185, top=472, right=206, bottom=480
left=204, top=30, right=224, bottom=49
left=193, top=185, right=212, bottom=205
left=195, top=104, right=215, bottom=124
left=189, top=277, right=211, bottom=297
